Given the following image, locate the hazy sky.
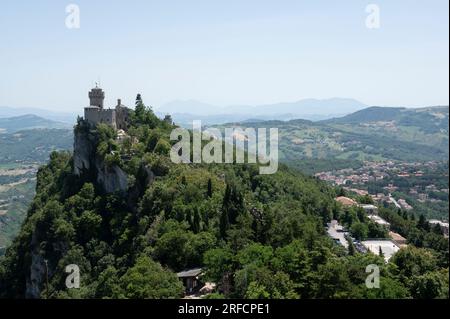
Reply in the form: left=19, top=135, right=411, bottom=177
left=0, top=0, right=448, bottom=113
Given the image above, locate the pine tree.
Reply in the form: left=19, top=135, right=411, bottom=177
left=432, top=223, right=443, bottom=235
left=135, top=93, right=142, bottom=106
left=418, top=214, right=430, bottom=231
left=193, top=208, right=201, bottom=233
left=134, top=94, right=145, bottom=123
left=402, top=211, right=408, bottom=220
left=220, top=180, right=245, bottom=238
left=186, top=209, right=193, bottom=229
left=338, top=188, right=346, bottom=197
left=219, top=209, right=230, bottom=239
left=207, top=178, right=213, bottom=198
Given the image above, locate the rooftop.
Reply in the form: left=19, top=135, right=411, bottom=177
left=360, top=204, right=378, bottom=210
left=177, top=268, right=203, bottom=278
left=362, top=240, right=400, bottom=262
left=429, top=220, right=449, bottom=227
left=335, top=196, right=357, bottom=207
left=368, top=214, right=390, bottom=226
left=389, top=231, right=407, bottom=245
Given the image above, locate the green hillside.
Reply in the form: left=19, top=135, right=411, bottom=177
left=324, top=106, right=449, bottom=149
left=0, top=129, right=73, bottom=164
left=0, top=180, right=35, bottom=249
left=0, top=99, right=447, bottom=299
left=324, top=106, right=449, bottom=133
left=0, top=115, right=71, bottom=134
left=217, top=106, right=449, bottom=174
left=0, top=128, right=73, bottom=249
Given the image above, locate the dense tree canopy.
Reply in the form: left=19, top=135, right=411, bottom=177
left=0, top=96, right=447, bottom=299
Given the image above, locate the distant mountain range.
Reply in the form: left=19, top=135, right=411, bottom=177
left=0, top=114, right=72, bottom=134
left=155, top=98, right=367, bottom=126
left=155, top=112, right=334, bottom=127
left=0, top=106, right=76, bottom=124
left=157, top=97, right=367, bottom=115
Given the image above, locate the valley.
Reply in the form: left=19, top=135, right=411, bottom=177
left=0, top=96, right=448, bottom=299
left=0, top=129, right=72, bottom=249
left=316, top=160, right=449, bottom=220
left=1, top=0, right=448, bottom=304
left=212, top=106, right=449, bottom=221
left=219, top=106, right=448, bottom=174
left=0, top=106, right=448, bottom=252
left=0, top=163, right=37, bottom=250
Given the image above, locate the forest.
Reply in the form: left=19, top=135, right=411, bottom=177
left=0, top=97, right=448, bottom=299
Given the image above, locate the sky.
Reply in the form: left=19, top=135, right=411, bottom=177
left=0, top=0, right=448, bottom=113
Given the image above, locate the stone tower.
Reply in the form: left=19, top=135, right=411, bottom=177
left=88, top=85, right=105, bottom=108
left=84, top=86, right=131, bottom=131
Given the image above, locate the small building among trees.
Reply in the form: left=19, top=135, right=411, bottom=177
left=177, top=268, right=203, bottom=294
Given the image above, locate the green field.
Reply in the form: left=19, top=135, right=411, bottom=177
left=0, top=179, right=36, bottom=248
left=0, top=128, right=73, bottom=250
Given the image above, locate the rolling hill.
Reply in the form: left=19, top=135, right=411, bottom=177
left=0, top=128, right=73, bottom=164
left=0, top=103, right=447, bottom=300
left=214, top=105, right=449, bottom=174
left=324, top=106, right=449, bottom=133
left=0, top=114, right=72, bottom=134
left=0, top=127, right=73, bottom=248
left=0, top=106, right=77, bottom=124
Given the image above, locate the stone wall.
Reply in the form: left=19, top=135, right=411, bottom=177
left=84, top=107, right=117, bottom=129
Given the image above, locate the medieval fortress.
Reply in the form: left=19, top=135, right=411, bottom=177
left=84, top=86, right=130, bottom=130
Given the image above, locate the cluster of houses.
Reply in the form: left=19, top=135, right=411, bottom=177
left=316, top=161, right=448, bottom=209
left=317, top=161, right=442, bottom=186
left=329, top=196, right=408, bottom=262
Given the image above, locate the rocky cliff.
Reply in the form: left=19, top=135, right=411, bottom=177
left=73, top=126, right=128, bottom=194
left=25, top=124, right=134, bottom=297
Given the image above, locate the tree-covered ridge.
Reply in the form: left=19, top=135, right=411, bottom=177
left=0, top=115, right=71, bottom=134
left=215, top=106, right=449, bottom=174
left=324, top=106, right=449, bottom=134
left=0, top=96, right=448, bottom=299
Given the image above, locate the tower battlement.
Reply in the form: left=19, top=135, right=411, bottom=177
left=88, top=85, right=105, bottom=108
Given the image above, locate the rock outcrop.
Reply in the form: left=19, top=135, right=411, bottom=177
left=26, top=231, right=46, bottom=298
left=73, top=129, right=94, bottom=175
left=73, top=125, right=128, bottom=193
left=96, top=158, right=128, bottom=193
left=25, top=125, right=134, bottom=298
